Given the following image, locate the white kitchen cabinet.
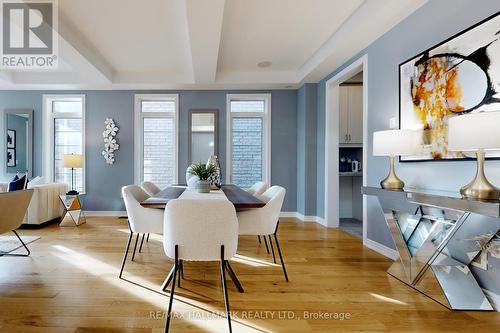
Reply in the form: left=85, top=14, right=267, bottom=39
left=339, top=85, right=363, bottom=144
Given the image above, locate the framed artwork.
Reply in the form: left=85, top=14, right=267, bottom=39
left=7, top=148, right=16, bottom=167
left=7, top=129, right=15, bottom=149
left=399, top=11, right=500, bottom=162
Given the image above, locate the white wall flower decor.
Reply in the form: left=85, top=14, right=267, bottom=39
left=102, top=118, right=119, bottom=164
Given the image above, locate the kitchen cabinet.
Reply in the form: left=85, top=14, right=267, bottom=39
left=339, top=85, right=362, bottom=144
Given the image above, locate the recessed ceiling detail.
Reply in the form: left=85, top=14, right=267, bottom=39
left=0, top=0, right=427, bottom=90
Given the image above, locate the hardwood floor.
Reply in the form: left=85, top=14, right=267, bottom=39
left=1, top=217, right=499, bottom=332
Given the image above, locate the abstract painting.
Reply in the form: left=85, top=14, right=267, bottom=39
left=400, top=12, right=500, bottom=161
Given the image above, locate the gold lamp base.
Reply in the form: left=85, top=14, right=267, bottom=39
left=460, top=150, right=500, bottom=201
left=380, top=156, right=405, bottom=191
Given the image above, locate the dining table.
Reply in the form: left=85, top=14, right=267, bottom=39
left=140, top=184, right=264, bottom=294
left=140, top=184, right=266, bottom=210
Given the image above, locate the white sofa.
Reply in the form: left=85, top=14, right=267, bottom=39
left=0, top=182, right=67, bottom=226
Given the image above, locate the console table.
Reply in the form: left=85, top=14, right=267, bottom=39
left=362, top=186, right=499, bottom=311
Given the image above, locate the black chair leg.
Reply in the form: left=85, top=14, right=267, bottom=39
left=146, top=233, right=150, bottom=242
left=165, top=245, right=179, bottom=333
left=119, top=232, right=133, bottom=278
left=131, top=233, right=139, bottom=261
left=224, top=261, right=244, bottom=293
left=177, top=260, right=183, bottom=287
left=0, top=230, right=31, bottom=257
left=139, top=233, right=145, bottom=253
left=161, top=265, right=176, bottom=291
left=274, top=222, right=288, bottom=282
left=263, top=235, right=270, bottom=254
left=220, top=245, right=232, bottom=333
left=258, top=235, right=261, bottom=244
left=268, top=235, right=276, bottom=263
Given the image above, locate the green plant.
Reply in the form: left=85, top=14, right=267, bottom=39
left=189, top=162, right=217, bottom=181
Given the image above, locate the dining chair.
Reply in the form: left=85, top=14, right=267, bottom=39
left=244, top=182, right=268, bottom=248
left=245, top=181, right=267, bottom=197
left=139, top=181, right=161, bottom=245
left=0, top=190, right=34, bottom=257
left=120, top=185, right=164, bottom=278
left=141, top=181, right=161, bottom=197
left=162, top=199, right=239, bottom=333
left=237, top=186, right=288, bottom=281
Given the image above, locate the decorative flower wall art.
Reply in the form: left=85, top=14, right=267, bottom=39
left=102, top=118, right=119, bottom=164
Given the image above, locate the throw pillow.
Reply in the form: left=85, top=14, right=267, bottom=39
left=27, top=176, right=45, bottom=189
left=8, top=174, right=28, bottom=192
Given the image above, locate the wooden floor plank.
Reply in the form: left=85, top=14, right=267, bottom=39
left=0, top=217, right=498, bottom=332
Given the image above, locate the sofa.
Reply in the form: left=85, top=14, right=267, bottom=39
left=0, top=182, right=67, bottom=226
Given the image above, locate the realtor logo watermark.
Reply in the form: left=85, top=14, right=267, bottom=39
left=1, top=0, right=58, bottom=69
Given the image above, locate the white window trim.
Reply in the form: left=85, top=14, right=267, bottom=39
left=134, top=94, right=179, bottom=186
left=226, top=93, right=271, bottom=186
left=42, top=94, right=86, bottom=193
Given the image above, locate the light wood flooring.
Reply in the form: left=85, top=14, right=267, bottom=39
left=0, top=217, right=499, bottom=332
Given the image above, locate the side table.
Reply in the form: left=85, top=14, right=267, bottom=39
left=59, top=194, right=86, bottom=226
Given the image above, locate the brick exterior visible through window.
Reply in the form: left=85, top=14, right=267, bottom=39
left=227, top=95, right=270, bottom=188
left=135, top=95, right=178, bottom=188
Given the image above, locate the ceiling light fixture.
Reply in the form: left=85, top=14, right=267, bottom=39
left=257, top=61, right=272, bottom=68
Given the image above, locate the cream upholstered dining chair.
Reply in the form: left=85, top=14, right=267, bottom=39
left=245, top=181, right=267, bottom=197
left=120, top=185, right=164, bottom=278
left=237, top=186, right=288, bottom=281
left=162, top=199, right=239, bottom=333
left=141, top=181, right=161, bottom=197
left=245, top=181, right=268, bottom=248
left=0, top=190, right=34, bottom=257
left=140, top=181, right=162, bottom=245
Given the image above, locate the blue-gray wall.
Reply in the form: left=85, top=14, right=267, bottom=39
left=316, top=0, right=500, bottom=248
left=0, top=90, right=297, bottom=211
left=297, top=84, right=317, bottom=216
left=313, top=0, right=500, bottom=295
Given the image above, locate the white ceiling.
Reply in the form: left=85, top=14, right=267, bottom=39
left=0, top=0, right=427, bottom=90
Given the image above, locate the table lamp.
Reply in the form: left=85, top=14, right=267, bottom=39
left=63, top=153, right=83, bottom=195
left=448, top=112, right=500, bottom=200
left=373, top=129, right=421, bottom=190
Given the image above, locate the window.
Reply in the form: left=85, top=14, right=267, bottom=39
left=226, top=94, right=271, bottom=187
left=134, top=94, right=178, bottom=188
left=43, top=95, right=85, bottom=193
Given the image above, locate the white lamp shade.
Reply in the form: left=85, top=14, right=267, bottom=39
left=448, top=112, right=500, bottom=152
left=373, top=129, right=422, bottom=156
left=63, top=154, right=83, bottom=168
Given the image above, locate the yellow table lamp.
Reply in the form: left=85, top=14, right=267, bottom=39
left=63, top=153, right=83, bottom=195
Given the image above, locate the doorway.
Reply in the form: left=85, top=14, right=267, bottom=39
left=338, top=71, right=363, bottom=239
left=324, top=55, right=368, bottom=243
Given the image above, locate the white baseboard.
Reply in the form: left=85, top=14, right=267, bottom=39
left=363, top=238, right=399, bottom=260
left=280, top=212, right=325, bottom=224
left=483, top=288, right=500, bottom=312
left=84, top=211, right=126, bottom=217
left=280, top=211, right=299, bottom=219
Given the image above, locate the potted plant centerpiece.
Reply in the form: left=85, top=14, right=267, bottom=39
left=188, top=162, right=217, bottom=193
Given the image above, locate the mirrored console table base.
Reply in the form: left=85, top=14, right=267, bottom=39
left=362, top=186, right=499, bottom=311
